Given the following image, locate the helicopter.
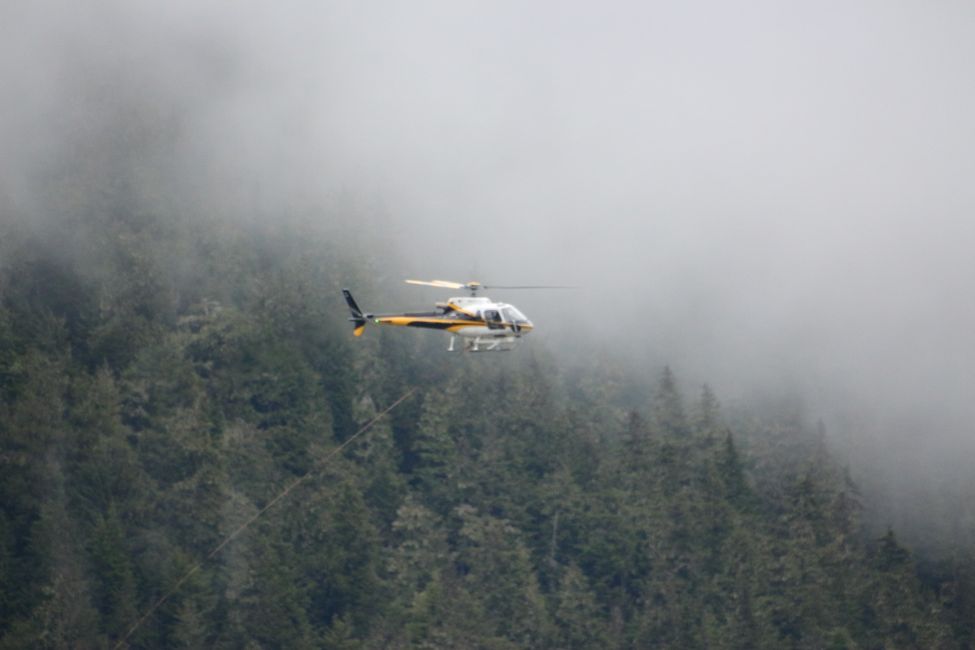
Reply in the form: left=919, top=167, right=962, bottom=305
left=342, top=279, right=568, bottom=352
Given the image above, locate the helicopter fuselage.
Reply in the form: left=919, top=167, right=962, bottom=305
left=343, top=285, right=540, bottom=352
left=373, top=296, right=534, bottom=338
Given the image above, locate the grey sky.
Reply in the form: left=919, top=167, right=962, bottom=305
left=3, top=1, right=975, bottom=508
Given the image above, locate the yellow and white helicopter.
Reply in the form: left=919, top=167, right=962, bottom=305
left=342, top=279, right=568, bottom=352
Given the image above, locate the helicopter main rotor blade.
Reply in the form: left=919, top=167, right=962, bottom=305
left=405, top=279, right=466, bottom=289
left=483, top=285, right=577, bottom=290
left=406, top=279, right=576, bottom=293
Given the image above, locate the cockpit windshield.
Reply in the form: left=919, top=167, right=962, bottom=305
left=502, top=306, right=530, bottom=323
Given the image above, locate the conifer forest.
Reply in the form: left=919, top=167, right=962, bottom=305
left=3, top=205, right=975, bottom=648
left=4, top=2, right=975, bottom=649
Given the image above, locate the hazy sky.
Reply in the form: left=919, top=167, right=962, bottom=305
left=3, top=1, right=975, bottom=477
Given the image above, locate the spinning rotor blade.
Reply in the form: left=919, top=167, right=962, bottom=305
left=404, top=279, right=577, bottom=301
left=405, top=279, right=466, bottom=289
left=482, top=285, right=577, bottom=290
left=406, top=279, right=576, bottom=293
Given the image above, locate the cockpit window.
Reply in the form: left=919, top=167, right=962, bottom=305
left=503, top=307, right=529, bottom=322
left=483, top=309, right=503, bottom=329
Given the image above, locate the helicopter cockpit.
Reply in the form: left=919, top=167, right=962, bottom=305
left=501, top=305, right=530, bottom=325
left=498, top=305, right=532, bottom=332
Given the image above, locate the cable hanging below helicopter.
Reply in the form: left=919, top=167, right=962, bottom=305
left=342, top=279, right=573, bottom=352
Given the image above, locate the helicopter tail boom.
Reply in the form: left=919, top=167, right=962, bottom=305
left=342, top=289, right=368, bottom=337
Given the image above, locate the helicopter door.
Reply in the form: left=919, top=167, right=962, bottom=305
left=483, top=309, right=504, bottom=330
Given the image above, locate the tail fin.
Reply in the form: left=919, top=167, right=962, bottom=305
left=342, top=289, right=368, bottom=337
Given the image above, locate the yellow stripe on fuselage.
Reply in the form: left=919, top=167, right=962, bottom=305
left=446, top=302, right=479, bottom=318
left=447, top=323, right=484, bottom=333
left=377, top=317, right=479, bottom=326
left=375, top=316, right=533, bottom=334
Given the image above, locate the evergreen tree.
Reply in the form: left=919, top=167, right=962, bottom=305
left=716, top=432, right=751, bottom=508
left=552, top=563, right=608, bottom=649
left=386, top=494, right=449, bottom=598
left=350, top=394, right=406, bottom=527
left=454, top=504, right=550, bottom=646
left=859, top=530, right=942, bottom=649
left=88, top=505, right=138, bottom=638
left=694, top=383, right=720, bottom=429
left=653, top=366, right=688, bottom=438
left=409, top=389, right=459, bottom=514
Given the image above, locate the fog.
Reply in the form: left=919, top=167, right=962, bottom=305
left=3, top=1, right=974, bottom=542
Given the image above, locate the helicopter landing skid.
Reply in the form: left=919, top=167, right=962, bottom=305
left=449, top=335, right=518, bottom=352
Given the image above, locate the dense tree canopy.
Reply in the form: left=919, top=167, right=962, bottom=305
left=1, top=208, right=973, bottom=649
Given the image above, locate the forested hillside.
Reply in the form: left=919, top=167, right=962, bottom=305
left=1, top=209, right=973, bottom=649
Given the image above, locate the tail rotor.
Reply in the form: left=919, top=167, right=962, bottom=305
left=342, top=289, right=368, bottom=337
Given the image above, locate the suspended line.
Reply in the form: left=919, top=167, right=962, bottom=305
left=114, top=387, right=418, bottom=649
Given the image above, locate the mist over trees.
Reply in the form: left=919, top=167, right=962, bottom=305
left=4, top=1, right=975, bottom=648
left=3, top=189, right=975, bottom=647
